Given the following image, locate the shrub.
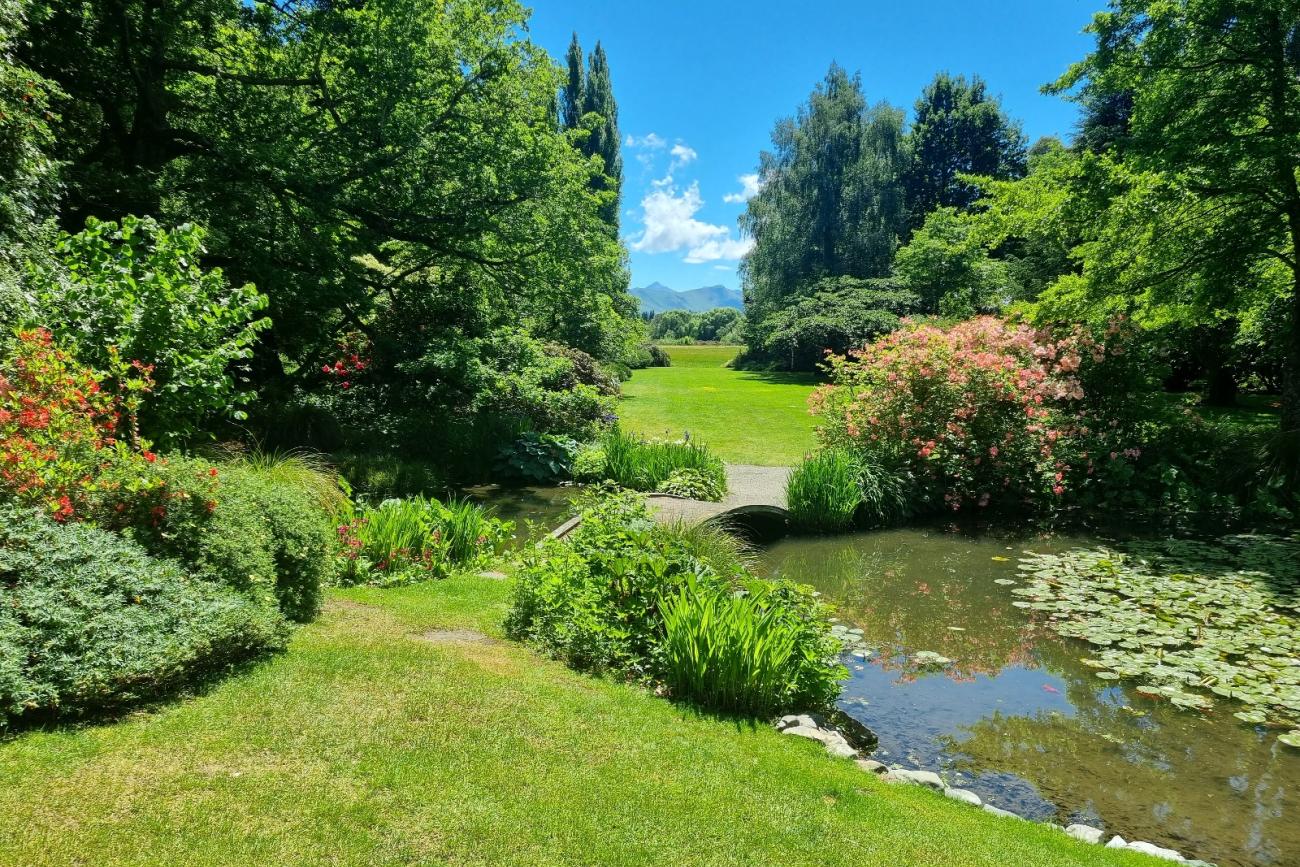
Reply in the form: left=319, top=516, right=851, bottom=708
left=0, top=328, right=144, bottom=521
left=657, top=468, right=725, bottom=502
left=0, top=505, right=287, bottom=728
left=337, top=496, right=511, bottom=587
left=506, top=492, right=845, bottom=715
left=786, top=450, right=864, bottom=533
left=494, top=432, right=578, bottom=484
left=114, top=455, right=339, bottom=622
left=602, top=428, right=727, bottom=497
left=811, top=316, right=1149, bottom=515
left=647, top=345, right=672, bottom=367
left=571, top=443, right=608, bottom=482
left=334, top=452, right=446, bottom=500
left=30, top=216, right=270, bottom=447
left=661, top=575, right=844, bottom=717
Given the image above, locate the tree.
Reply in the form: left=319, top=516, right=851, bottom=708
left=0, top=0, right=59, bottom=312
left=562, top=33, right=584, bottom=132
left=740, top=64, right=908, bottom=366
left=1053, top=0, right=1300, bottom=443
left=758, top=276, right=915, bottom=371
left=903, top=73, right=1028, bottom=231
left=893, top=207, right=1017, bottom=315
left=24, top=0, right=637, bottom=378
left=580, top=42, right=622, bottom=232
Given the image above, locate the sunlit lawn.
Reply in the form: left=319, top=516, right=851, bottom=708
left=0, top=575, right=1153, bottom=867
left=619, top=345, right=821, bottom=466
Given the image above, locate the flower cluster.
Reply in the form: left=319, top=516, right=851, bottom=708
left=811, top=316, right=1142, bottom=513
left=320, top=335, right=372, bottom=390
left=0, top=330, right=124, bottom=519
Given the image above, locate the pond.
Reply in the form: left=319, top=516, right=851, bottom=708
left=756, top=525, right=1300, bottom=867
left=462, top=484, right=577, bottom=542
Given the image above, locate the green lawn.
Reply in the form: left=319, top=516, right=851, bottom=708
left=620, top=345, right=820, bottom=466
left=0, top=576, right=1155, bottom=867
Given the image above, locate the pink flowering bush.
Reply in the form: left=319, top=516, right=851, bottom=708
left=810, top=316, right=1148, bottom=514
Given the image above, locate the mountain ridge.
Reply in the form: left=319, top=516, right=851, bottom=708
left=631, top=282, right=743, bottom=314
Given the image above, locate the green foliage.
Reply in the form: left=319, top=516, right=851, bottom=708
left=507, top=492, right=845, bottom=715
left=1016, top=534, right=1300, bottom=736
left=0, top=0, right=59, bottom=274
left=337, top=496, right=511, bottom=587
left=118, top=456, right=340, bottom=623
left=660, top=575, right=844, bottom=717
left=571, top=443, right=608, bottom=482
left=0, top=504, right=287, bottom=728
left=786, top=450, right=865, bottom=533
left=334, top=452, right=446, bottom=501
left=495, top=433, right=579, bottom=484
left=741, top=65, right=908, bottom=359
left=25, top=0, right=642, bottom=463
left=656, top=468, right=726, bottom=502
left=755, top=276, right=915, bottom=371
left=648, top=308, right=745, bottom=344
left=893, top=207, right=1018, bottom=315
left=601, top=428, right=727, bottom=497
left=903, top=72, right=1027, bottom=230
left=29, top=217, right=270, bottom=447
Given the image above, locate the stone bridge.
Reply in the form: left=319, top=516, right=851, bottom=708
left=552, top=464, right=793, bottom=540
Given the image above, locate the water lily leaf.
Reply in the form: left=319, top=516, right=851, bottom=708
left=1279, top=732, right=1300, bottom=749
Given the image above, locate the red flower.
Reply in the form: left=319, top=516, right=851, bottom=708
left=142, top=450, right=158, bottom=463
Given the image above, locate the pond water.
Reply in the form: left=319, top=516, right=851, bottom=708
left=756, top=525, right=1300, bottom=867
left=462, top=484, right=576, bottom=542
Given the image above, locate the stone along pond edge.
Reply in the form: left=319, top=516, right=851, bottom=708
left=774, top=713, right=1214, bottom=866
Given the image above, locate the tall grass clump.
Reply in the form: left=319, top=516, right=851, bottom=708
left=602, top=428, right=727, bottom=500
left=507, top=491, right=845, bottom=716
left=337, top=496, right=512, bottom=586
left=216, top=447, right=351, bottom=518
left=660, top=576, right=842, bottom=716
left=786, top=449, right=863, bottom=533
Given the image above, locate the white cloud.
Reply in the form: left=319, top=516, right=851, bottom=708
left=723, top=173, right=763, bottom=204
left=669, top=143, right=697, bottom=171
left=684, top=236, right=755, bottom=264
left=625, top=132, right=666, bottom=150
left=630, top=181, right=754, bottom=264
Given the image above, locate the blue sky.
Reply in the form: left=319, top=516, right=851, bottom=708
left=524, top=0, right=1100, bottom=294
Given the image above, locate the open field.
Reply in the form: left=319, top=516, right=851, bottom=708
left=619, top=345, right=821, bottom=466
left=0, top=576, right=1151, bottom=867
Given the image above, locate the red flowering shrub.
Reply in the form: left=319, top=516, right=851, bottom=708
left=0, top=329, right=125, bottom=520
left=0, top=329, right=216, bottom=526
left=810, top=316, right=1146, bottom=513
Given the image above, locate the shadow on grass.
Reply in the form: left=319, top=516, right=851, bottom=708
left=0, top=647, right=284, bottom=744
left=734, top=370, right=823, bottom=387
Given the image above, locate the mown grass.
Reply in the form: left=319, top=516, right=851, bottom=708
left=620, top=345, right=820, bottom=466
left=0, top=575, right=1156, bottom=867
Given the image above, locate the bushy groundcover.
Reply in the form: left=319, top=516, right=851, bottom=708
left=0, top=506, right=287, bottom=728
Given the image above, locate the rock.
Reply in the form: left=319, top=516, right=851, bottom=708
left=889, top=768, right=945, bottom=790
left=824, top=740, right=858, bottom=760
left=854, top=759, right=888, bottom=775
left=943, top=787, right=981, bottom=807
left=823, top=709, right=879, bottom=752
left=878, top=772, right=903, bottom=784
left=1065, top=824, right=1105, bottom=845
left=782, top=724, right=829, bottom=741
left=1126, top=841, right=1185, bottom=862
left=1105, top=836, right=1128, bottom=849
left=777, top=714, right=816, bottom=731
left=982, top=804, right=1021, bottom=819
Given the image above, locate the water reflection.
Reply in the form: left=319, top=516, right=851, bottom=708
left=461, top=484, right=576, bottom=542
left=757, top=525, right=1300, bottom=867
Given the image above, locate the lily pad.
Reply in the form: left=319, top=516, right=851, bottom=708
left=1279, top=731, right=1300, bottom=749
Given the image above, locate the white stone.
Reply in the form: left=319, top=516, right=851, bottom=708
left=781, top=724, right=828, bottom=741
left=824, top=740, right=858, bottom=759
left=943, top=787, right=981, bottom=807
left=777, top=714, right=816, bottom=731
left=1065, top=824, right=1105, bottom=845
left=889, top=768, right=945, bottom=790
left=1125, top=841, right=1185, bottom=862
left=1105, top=836, right=1128, bottom=849
left=982, top=804, right=1021, bottom=819
left=854, top=759, right=888, bottom=775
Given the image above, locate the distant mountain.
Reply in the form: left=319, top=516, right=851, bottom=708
left=630, top=282, right=743, bottom=314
